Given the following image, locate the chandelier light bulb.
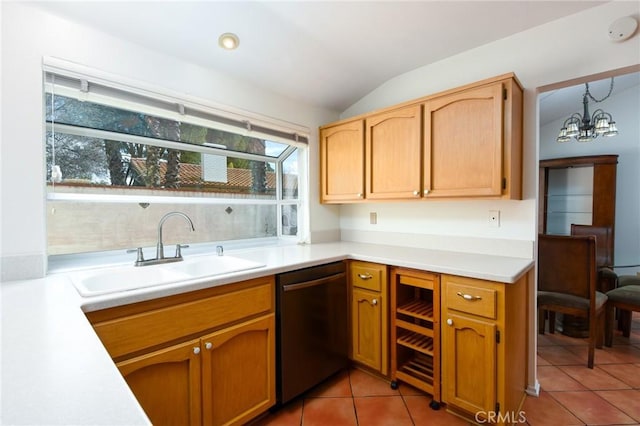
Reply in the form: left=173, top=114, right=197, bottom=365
left=604, top=122, right=618, bottom=137
left=555, top=78, right=618, bottom=143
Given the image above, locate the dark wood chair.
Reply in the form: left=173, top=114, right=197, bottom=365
left=609, top=275, right=640, bottom=338
left=570, top=224, right=617, bottom=293
left=537, top=234, right=607, bottom=368
left=605, top=284, right=640, bottom=346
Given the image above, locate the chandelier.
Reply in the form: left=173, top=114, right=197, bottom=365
left=556, top=78, right=618, bottom=143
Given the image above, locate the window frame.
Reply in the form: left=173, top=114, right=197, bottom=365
left=43, top=57, right=310, bottom=249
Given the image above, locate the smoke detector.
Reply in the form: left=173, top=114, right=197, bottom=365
left=608, top=16, right=638, bottom=42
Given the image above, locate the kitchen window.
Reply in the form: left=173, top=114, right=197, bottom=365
left=44, top=59, right=308, bottom=257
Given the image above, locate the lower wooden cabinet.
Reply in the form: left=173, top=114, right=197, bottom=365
left=118, top=339, right=203, bottom=426
left=349, top=261, right=388, bottom=375
left=87, top=276, right=276, bottom=426
left=441, top=312, right=496, bottom=415
left=441, top=272, right=529, bottom=424
left=202, top=315, right=275, bottom=426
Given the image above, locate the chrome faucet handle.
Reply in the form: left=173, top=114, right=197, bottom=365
left=127, top=247, right=145, bottom=264
left=175, top=244, right=189, bottom=258
left=216, top=245, right=224, bottom=256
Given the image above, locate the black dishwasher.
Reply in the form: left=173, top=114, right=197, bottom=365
left=276, top=261, right=348, bottom=404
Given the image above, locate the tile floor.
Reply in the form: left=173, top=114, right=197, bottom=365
left=253, top=312, right=640, bottom=425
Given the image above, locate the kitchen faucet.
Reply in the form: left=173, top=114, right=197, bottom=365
left=157, top=211, right=195, bottom=260
left=128, top=211, right=195, bottom=266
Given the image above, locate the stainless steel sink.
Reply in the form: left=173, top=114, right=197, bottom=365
left=71, top=255, right=265, bottom=296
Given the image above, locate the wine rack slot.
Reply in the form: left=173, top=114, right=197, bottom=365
left=390, top=268, right=441, bottom=409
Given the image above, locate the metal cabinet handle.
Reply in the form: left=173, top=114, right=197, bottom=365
left=456, top=291, right=482, bottom=301
left=358, top=298, right=378, bottom=307
left=447, top=318, right=453, bottom=326
left=424, top=189, right=430, bottom=195
left=193, top=347, right=201, bottom=355
left=358, top=273, right=373, bottom=280
left=413, top=190, right=420, bottom=196
left=205, top=342, right=213, bottom=350
left=357, top=193, right=363, bottom=198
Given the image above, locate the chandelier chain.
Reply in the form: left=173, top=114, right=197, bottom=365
left=585, top=77, right=614, bottom=103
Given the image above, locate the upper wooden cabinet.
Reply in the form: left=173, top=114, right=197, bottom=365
left=424, top=80, right=519, bottom=198
left=319, top=73, right=523, bottom=203
left=320, top=119, right=365, bottom=202
left=366, top=104, right=422, bottom=200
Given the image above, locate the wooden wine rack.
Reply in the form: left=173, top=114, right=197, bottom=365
left=390, top=268, right=441, bottom=409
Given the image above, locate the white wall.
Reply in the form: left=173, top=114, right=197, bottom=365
left=0, top=2, right=341, bottom=280
left=339, top=1, right=640, bottom=258
left=540, top=82, right=640, bottom=275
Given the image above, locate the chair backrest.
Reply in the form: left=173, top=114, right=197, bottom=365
left=570, top=224, right=613, bottom=268
left=538, top=233, right=597, bottom=300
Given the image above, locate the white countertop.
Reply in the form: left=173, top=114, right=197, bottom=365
left=0, top=242, right=533, bottom=425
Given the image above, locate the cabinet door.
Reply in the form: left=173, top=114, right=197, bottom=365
left=117, top=339, right=202, bottom=426
left=424, top=83, right=503, bottom=197
left=201, top=314, right=275, bottom=426
left=352, top=287, right=383, bottom=372
left=366, top=104, right=422, bottom=199
left=442, top=312, right=496, bottom=416
left=320, top=120, right=365, bottom=202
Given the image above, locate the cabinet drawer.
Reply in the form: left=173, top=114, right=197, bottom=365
left=92, top=277, right=274, bottom=359
left=351, top=261, right=386, bottom=292
left=446, top=282, right=497, bottom=320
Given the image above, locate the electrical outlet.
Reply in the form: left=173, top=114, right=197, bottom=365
left=370, top=212, right=377, bottom=225
left=489, top=210, right=500, bottom=228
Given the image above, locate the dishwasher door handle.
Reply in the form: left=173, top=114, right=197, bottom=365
left=282, top=272, right=346, bottom=292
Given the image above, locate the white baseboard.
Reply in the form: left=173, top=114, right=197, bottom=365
left=526, top=381, right=541, bottom=397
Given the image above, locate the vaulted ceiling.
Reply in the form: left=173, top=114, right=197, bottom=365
left=33, top=1, right=608, bottom=113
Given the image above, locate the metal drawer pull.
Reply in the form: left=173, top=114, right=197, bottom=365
left=358, top=298, right=378, bottom=306
left=358, top=273, right=373, bottom=280
left=457, top=291, right=482, bottom=301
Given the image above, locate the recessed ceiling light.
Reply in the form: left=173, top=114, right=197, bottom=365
left=218, top=33, right=240, bottom=50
